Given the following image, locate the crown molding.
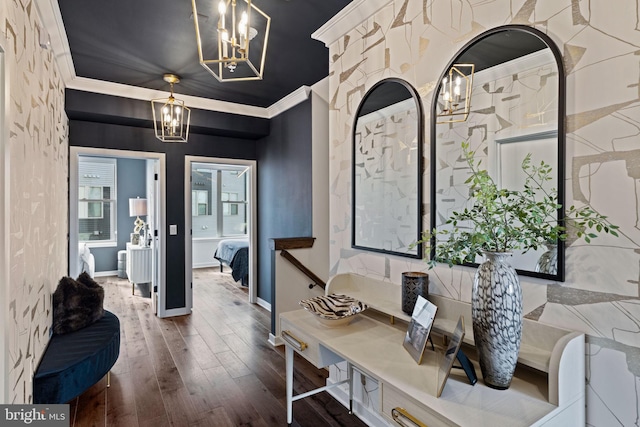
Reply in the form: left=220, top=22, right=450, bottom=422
left=312, top=0, right=391, bottom=47
left=34, top=0, right=311, bottom=120
left=67, top=77, right=270, bottom=118
left=34, top=0, right=76, bottom=82
left=267, top=86, right=312, bottom=118
left=311, top=77, right=330, bottom=104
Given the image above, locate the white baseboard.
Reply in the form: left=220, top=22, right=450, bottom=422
left=257, top=297, right=271, bottom=312
left=159, top=307, right=191, bottom=318
left=192, top=262, right=219, bottom=269
left=94, top=270, right=118, bottom=277
left=268, top=333, right=284, bottom=347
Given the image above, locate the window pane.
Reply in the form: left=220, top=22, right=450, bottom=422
left=222, top=202, right=246, bottom=235
left=79, top=201, right=113, bottom=241
left=87, top=202, right=103, bottom=218
left=78, top=157, right=117, bottom=243
left=89, top=186, right=102, bottom=199
left=191, top=168, right=217, bottom=238
left=221, top=170, right=247, bottom=236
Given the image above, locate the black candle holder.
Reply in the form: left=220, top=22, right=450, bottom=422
left=401, top=272, right=429, bottom=315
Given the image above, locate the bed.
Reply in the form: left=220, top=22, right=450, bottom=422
left=214, top=238, right=249, bottom=286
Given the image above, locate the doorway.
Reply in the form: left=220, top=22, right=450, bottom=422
left=69, top=147, right=167, bottom=316
left=184, top=156, right=257, bottom=310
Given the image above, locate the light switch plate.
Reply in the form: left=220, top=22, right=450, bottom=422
left=169, top=224, right=178, bottom=235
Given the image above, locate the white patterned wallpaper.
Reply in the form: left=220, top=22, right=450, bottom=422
left=326, top=0, right=640, bottom=424
left=1, top=0, right=69, bottom=403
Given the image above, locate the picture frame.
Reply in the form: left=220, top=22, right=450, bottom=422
left=436, top=315, right=466, bottom=397
left=402, top=296, right=437, bottom=364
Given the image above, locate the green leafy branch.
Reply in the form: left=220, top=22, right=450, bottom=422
left=411, top=142, right=619, bottom=268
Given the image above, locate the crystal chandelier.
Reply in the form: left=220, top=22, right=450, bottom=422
left=192, top=0, right=271, bottom=82
left=151, top=74, right=191, bottom=143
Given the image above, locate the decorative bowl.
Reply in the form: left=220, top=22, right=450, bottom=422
left=299, top=294, right=368, bottom=327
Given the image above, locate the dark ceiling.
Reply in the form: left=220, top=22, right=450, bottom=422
left=58, top=0, right=352, bottom=108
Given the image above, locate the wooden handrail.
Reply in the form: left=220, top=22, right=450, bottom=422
left=280, top=250, right=326, bottom=290
left=270, top=237, right=315, bottom=251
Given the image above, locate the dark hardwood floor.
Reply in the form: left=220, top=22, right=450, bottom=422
left=68, top=268, right=368, bottom=427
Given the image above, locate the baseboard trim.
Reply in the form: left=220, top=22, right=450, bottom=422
left=268, top=333, right=283, bottom=347
left=159, top=307, right=191, bottom=318
left=94, top=270, right=118, bottom=277
left=257, top=297, right=271, bottom=312
left=192, top=262, right=218, bottom=269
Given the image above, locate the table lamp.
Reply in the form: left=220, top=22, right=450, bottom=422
left=129, top=197, right=147, bottom=246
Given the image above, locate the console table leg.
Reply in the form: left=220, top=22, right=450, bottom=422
left=348, top=362, right=353, bottom=415
left=286, top=345, right=294, bottom=426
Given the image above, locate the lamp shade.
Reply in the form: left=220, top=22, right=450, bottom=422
left=129, top=198, right=148, bottom=217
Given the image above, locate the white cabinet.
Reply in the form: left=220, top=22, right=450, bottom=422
left=126, top=243, right=152, bottom=294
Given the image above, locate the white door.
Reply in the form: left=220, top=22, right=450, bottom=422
left=146, top=159, right=160, bottom=314
left=184, top=156, right=258, bottom=312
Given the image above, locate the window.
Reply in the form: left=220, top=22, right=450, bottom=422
left=78, top=157, right=117, bottom=244
left=222, top=192, right=240, bottom=216
left=221, top=170, right=247, bottom=235
left=79, top=186, right=105, bottom=218
left=192, top=190, right=209, bottom=216
left=191, top=165, right=248, bottom=238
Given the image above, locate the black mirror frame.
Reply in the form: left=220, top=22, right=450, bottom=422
left=429, top=25, right=566, bottom=281
left=352, top=78, right=424, bottom=259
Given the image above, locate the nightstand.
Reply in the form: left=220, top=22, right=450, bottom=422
left=126, top=243, right=152, bottom=295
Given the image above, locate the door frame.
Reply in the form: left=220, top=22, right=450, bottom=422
left=184, top=156, right=258, bottom=309
left=0, top=43, right=9, bottom=404
left=69, top=147, right=168, bottom=316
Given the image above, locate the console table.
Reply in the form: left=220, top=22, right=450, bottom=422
left=279, top=273, right=585, bottom=426
left=126, top=243, right=152, bottom=295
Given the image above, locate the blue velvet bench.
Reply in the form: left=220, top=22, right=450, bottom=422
left=33, top=310, right=120, bottom=404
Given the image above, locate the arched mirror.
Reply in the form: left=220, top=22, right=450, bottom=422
left=431, top=25, right=566, bottom=280
left=353, top=78, right=423, bottom=258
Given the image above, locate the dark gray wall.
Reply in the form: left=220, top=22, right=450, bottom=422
left=71, top=120, right=258, bottom=309
left=91, top=158, right=146, bottom=271
left=256, top=100, right=313, bottom=312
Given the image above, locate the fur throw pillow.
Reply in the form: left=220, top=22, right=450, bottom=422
left=53, top=272, right=105, bottom=334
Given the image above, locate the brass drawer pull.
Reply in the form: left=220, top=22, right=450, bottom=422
left=282, top=330, right=308, bottom=351
left=392, top=407, right=427, bottom=427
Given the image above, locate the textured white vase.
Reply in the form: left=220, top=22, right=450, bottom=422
left=472, top=251, right=522, bottom=389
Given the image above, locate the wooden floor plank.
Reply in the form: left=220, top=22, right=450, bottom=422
left=201, top=365, right=268, bottom=427
left=76, top=270, right=368, bottom=427
left=233, top=374, right=287, bottom=426
left=189, top=407, right=235, bottom=427
left=181, top=333, right=222, bottom=371
left=105, top=373, right=139, bottom=427
left=72, top=376, right=107, bottom=427
left=159, top=318, right=222, bottom=413
left=128, top=355, right=167, bottom=422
